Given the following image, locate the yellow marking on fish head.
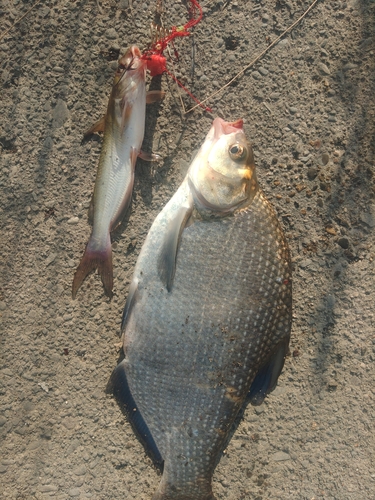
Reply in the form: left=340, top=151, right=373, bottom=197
left=188, top=118, right=258, bottom=212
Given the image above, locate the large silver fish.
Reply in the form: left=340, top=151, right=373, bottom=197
left=72, top=46, right=161, bottom=299
left=111, top=118, right=292, bottom=499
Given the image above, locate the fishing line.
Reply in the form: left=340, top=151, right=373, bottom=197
left=185, top=0, right=321, bottom=114
left=142, top=0, right=210, bottom=110
left=0, top=0, right=43, bottom=43
left=115, top=55, right=136, bottom=88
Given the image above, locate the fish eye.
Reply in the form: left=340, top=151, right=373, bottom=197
left=118, top=63, right=126, bottom=71
left=229, top=143, right=246, bottom=161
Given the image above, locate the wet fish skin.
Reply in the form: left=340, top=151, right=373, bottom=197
left=111, top=118, right=292, bottom=499
left=72, top=46, right=147, bottom=299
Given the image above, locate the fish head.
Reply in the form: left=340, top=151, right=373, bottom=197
left=188, top=117, right=258, bottom=213
left=113, top=45, right=147, bottom=97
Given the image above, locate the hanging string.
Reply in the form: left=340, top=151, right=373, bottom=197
left=185, top=0, right=321, bottom=114
left=141, top=0, right=210, bottom=111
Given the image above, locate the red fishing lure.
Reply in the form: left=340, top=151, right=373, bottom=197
left=141, top=0, right=211, bottom=111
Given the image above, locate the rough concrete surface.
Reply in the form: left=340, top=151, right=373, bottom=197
left=0, top=0, right=374, bottom=499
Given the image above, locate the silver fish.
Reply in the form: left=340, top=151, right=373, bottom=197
left=111, top=118, right=292, bottom=499
left=72, top=46, right=162, bottom=299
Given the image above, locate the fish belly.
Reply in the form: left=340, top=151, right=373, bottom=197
left=91, top=86, right=146, bottom=245
left=124, top=191, right=292, bottom=497
left=91, top=136, right=134, bottom=244
left=72, top=80, right=146, bottom=298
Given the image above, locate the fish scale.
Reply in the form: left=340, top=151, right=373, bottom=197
left=123, top=191, right=290, bottom=497
left=93, top=133, right=132, bottom=235
left=112, top=118, right=292, bottom=499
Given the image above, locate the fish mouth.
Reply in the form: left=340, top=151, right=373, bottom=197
left=119, top=46, right=143, bottom=73
left=114, top=45, right=146, bottom=87
left=212, top=117, right=244, bottom=140
left=130, top=45, right=142, bottom=59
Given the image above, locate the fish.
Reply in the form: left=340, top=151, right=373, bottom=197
left=72, top=45, right=162, bottom=299
left=110, top=117, right=292, bottom=499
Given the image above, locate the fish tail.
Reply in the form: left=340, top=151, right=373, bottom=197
left=72, top=235, right=113, bottom=299
left=152, top=492, right=217, bottom=500
left=152, top=480, right=216, bottom=500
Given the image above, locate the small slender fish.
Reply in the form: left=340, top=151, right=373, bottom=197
left=72, top=46, right=161, bottom=299
left=111, top=118, right=292, bottom=499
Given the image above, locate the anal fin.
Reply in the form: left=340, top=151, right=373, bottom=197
left=109, top=360, right=163, bottom=468
left=248, top=340, right=289, bottom=406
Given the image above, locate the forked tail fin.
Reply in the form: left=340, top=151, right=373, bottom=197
left=72, top=235, right=113, bottom=299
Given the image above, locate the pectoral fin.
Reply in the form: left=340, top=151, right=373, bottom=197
left=138, top=150, right=161, bottom=161
left=146, top=90, right=165, bottom=104
left=121, top=101, right=133, bottom=134
left=82, top=115, right=106, bottom=142
left=157, top=197, right=194, bottom=292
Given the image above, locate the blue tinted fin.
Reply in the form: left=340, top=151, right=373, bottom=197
left=248, top=341, right=288, bottom=406
left=110, top=360, right=163, bottom=467
left=120, top=279, right=138, bottom=334
left=157, top=203, right=193, bottom=292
